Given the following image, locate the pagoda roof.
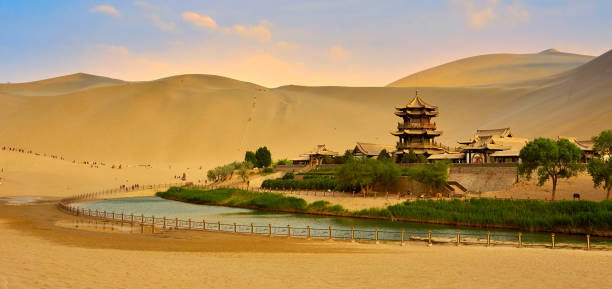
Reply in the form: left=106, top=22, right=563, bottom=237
left=395, top=92, right=438, bottom=111
left=300, top=144, right=339, bottom=157
left=559, top=136, right=594, bottom=152
left=353, top=142, right=396, bottom=157
left=394, top=110, right=439, bottom=117
left=391, top=130, right=442, bottom=136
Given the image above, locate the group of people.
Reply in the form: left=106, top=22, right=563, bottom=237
left=119, top=184, right=141, bottom=191
left=1, top=144, right=132, bottom=170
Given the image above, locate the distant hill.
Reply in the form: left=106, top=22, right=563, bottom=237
left=0, top=73, right=125, bottom=96
left=0, top=50, right=610, bottom=169
left=387, top=49, right=594, bottom=87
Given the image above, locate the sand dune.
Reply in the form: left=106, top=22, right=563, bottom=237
left=0, top=50, right=610, bottom=172
left=0, top=73, right=124, bottom=96
left=388, top=49, right=593, bottom=87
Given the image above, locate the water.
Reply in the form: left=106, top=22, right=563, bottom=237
left=74, top=197, right=611, bottom=246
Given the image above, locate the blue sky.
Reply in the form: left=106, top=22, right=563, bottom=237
left=1, top=0, right=611, bottom=86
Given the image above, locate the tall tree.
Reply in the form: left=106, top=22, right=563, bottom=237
left=377, top=149, right=391, bottom=161
left=588, top=130, right=612, bottom=200
left=518, top=138, right=583, bottom=201
left=336, top=158, right=376, bottom=197
left=255, top=146, right=272, bottom=168
left=244, top=151, right=257, bottom=166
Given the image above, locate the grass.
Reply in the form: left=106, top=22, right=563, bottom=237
left=157, top=187, right=345, bottom=214
left=387, top=199, right=612, bottom=233
left=157, top=187, right=612, bottom=234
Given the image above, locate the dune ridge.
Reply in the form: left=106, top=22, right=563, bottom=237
left=0, top=50, right=610, bottom=171
left=387, top=49, right=594, bottom=87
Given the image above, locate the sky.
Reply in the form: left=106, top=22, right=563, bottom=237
left=1, top=0, right=611, bottom=87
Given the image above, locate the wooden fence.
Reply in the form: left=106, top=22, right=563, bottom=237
left=57, top=184, right=601, bottom=250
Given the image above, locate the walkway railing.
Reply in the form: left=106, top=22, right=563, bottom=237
left=57, top=185, right=604, bottom=251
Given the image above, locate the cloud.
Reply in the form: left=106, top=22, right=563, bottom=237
left=91, top=5, right=120, bottom=17
left=182, top=12, right=217, bottom=29
left=106, top=45, right=129, bottom=56
left=135, top=1, right=178, bottom=33
left=233, top=21, right=271, bottom=42
left=276, top=41, right=299, bottom=49
left=452, top=0, right=529, bottom=29
left=328, top=45, right=351, bottom=61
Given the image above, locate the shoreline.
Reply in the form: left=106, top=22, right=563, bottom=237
left=156, top=189, right=612, bottom=237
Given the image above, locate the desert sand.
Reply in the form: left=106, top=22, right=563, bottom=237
left=1, top=48, right=611, bottom=288
left=387, top=49, right=594, bottom=87
left=1, top=49, right=611, bottom=170
left=1, top=201, right=611, bottom=289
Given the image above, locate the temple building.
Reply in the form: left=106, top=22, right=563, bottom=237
left=352, top=142, right=396, bottom=158
left=291, top=144, right=338, bottom=166
left=391, top=91, right=450, bottom=158
left=559, top=137, right=595, bottom=162
left=458, top=128, right=527, bottom=163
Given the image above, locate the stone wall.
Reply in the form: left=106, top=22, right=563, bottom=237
left=449, top=164, right=518, bottom=193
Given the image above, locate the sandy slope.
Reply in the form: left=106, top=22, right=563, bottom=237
left=0, top=202, right=610, bottom=289
left=388, top=49, right=594, bottom=87
left=0, top=50, right=610, bottom=171
left=0, top=73, right=124, bottom=96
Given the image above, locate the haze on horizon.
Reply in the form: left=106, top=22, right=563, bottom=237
left=1, top=0, right=611, bottom=87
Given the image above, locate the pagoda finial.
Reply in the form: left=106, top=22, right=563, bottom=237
left=415, top=88, right=419, bottom=97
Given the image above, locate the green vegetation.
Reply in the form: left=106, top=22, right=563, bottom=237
left=157, top=187, right=612, bottom=234
left=207, top=161, right=252, bottom=183
left=336, top=158, right=400, bottom=196
left=333, top=150, right=354, bottom=164
left=588, top=130, right=612, bottom=200
left=274, top=158, right=292, bottom=166
left=255, top=146, right=272, bottom=168
left=519, top=138, right=584, bottom=200
left=262, top=177, right=337, bottom=191
left=377, top=149, right=391, bottom=161
left=387, top=199, right=612, bottom=233
left=244, top=151, right=257, bottom=166
left=157, top=187, right=345, bottom=214
left=401, top=148, right=427, bottom=163
left=402, top=161, right=449, bottom=194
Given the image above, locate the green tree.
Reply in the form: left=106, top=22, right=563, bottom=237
left=403, top=161, right=449, bottom=195
left=401, top=148, right=426, bottom=163
left=377, top=149, right=391, bottom=161
left=373, top=159, right=400, bottom=196
left=588, top=130, right=612, bottom=200
left=334, top=149, right=354, bottom=164
left=244, top=151, right=257, bottom=166
left=255, top=146, right=272, bottom=168
left=518, top=138, right=583, bottom=201
left=336, top=158, right=376, bottom=197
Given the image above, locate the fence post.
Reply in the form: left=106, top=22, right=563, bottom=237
left=152, top=216, right=155, bottom=233
left=287, top=225, right=291, bottom=238
left=104, top=210, right=107, bottom=220
left=218, top=221, right=221, bottom=231
left=251, top=223, right=254, bottom=234
left=176, top=217, right=179, bottom=229
left=428, top=230, right=432, bottom=245
left=141, top=214, right=144, bottom=225
left=88, top=209, right=91, bottom=217
left=456, top=232, right=461, bottom=245
left=269, top=224, right=272, bottom=237
left=233, top=222, right=237, bottom=233
left=203, top=220, right=206, bottom=231
left=586, top=234, right=590, bottom=250
left=329, top=226, right=332, bottom=240
left=401, top=229, right=405, bottom=246
left=487, top=232, right=491, bottom=247
left=351, top=227, right=355, bottom=242
left=112, top=211, right=115, bottom=221
left=121, top=212, right=124, bottom=224
left=307, top=225, right=311, bottom=239
left=551, top=233, right=555, bottom=248
left=131, top=213, right=134, bottom=225
left=376, top=228, right=379, bottom=244
left=518, top=232, right=522, bottom=247
left=163, top=216, right=166, bottom=229
left=189, top=218, right=192, bottom=230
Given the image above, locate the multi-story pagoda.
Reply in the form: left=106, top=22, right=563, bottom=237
left=392, top=91, right=448, bottom=156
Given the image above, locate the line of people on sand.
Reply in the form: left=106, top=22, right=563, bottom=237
left=119, top=184, right=141, bottom=192
left=1, top=144, right=145, bottom=170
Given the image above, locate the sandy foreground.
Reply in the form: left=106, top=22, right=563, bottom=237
left=1, top=152, right=611, bottom=289
left=1, top=201, right=611, bottom=289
